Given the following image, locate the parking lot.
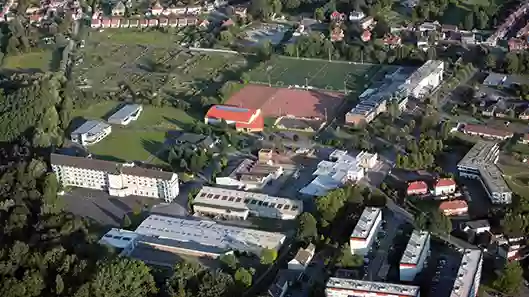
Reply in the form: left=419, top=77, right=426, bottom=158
left=418, top=240, right=463, bottom=297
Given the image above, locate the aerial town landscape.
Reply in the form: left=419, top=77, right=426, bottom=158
left=4, top=0, right=529, bottom=296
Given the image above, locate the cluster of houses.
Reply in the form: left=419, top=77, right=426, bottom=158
left=326, top=10, right=375, bottom=42
left=9, top=0, right=83, bottom=24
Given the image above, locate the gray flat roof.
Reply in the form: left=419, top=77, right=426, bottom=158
left=351, top=207, right=382, bottom=239
left=72, top=120, right=110, bottom=135
left=401, top=230, right=430, bottom=265
left=326, top=278, right=419, bottom=296
left=108, top=104, right=142, bottom=122
left=450, top=249, right=483, bottom=297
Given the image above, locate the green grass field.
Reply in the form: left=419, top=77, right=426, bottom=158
left=246, top=57, right=381, bottom=94
left=73, top=101, right=197, bottom=164
left=90, top=30, right=181, bottom=46
left=2, top=50, right=52, bottom=71
left=499, top=163, right=529, bottom=199
left=89, top=129, right=167, bottom=163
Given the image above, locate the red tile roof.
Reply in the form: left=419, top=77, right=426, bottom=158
left=435, top=178, right=455, bottom=188
left=439, top=200, right=468, bottom=211
left=407, top=181, right=428, bottom=192
left=235, top=112, right=264, bottom=131
left=462, top=124, right=513, bottom=138
left=205, top=105, right=259, bottom=123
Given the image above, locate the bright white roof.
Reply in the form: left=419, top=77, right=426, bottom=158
left=108, top=104, right=142, bottom=122
left=326, top=278, right=420, bottom=297
left=351, top=207, right=382, bottom=239
left=135, top=215, right=286, bottom=252
left=99, top=228, right=139, bottom=249
left=72, top=120, right=110, bottom=136
left=401, top=230, right=430, bottom=265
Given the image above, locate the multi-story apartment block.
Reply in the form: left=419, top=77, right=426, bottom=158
left=325, top=278, right=420, bottom=297
left=450, top=249, right=483, bottom=297
left=350, top=207, right=382, bottom=255
left=400, top=230, right=431, bottom=281
left=51, top=154, right=179, bottom=202
left=457, top=141, right=512, bottom=204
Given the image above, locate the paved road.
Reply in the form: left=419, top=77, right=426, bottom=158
left=364, top=213, right=400, bottom=281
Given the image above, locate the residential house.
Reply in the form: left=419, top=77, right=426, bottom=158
left=433, top=178, right=456, bottom=196
left=508, top=38, right=529, bottom=52
left=361, top=30, right=371, bottom=42
left=348, top=10, right=364, bottom=22
left=439, top=200, right=468, bottom=216
left=331, top=27, right=344, bottom=42
left=331, top=11, right=346, bottom=22
left=462, top=220, right=491, bottom=235
left=175, top=133, right=217, bottom=150
left=406, top=181, right=428, bottom=196
left=151, top=1, right=164, bottom=15
left=460, top=32, right=475, bottom=44
left=287, top=243, right=316, bottom=271
left=360, top=16, right=375, bottom=30
left=221, top=18, right=234, bottom=27
left=519, top=134, right=529, bottom=144
left=383, top=34, right=402, bottom=47
left=482, top=104, right=497, bottom=117
left=461, top=123, right=513, bottom=140
left=519, top=107, right=529, bottom=120
left=112, top=1, right=126, bottom=16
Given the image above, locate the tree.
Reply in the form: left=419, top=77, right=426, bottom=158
left=260, top=248, right=278, bottom=264
left=296, top=212, right=318, bottom=242
left=282, top=0, right=300, bottom=9
left=121, top=214, right=132, bottom=229
left=87, top=258, right=157, bottom=297
left=429, top=211, right=452, bottom=235
left=314, top=7, right=325, bottom=22
left=505, top=52, right=520, bottom=74
left=234, top=267, right=252, bottom=288
left=463, top=12, right=474, bottom=30
left=492, top=261, right=523, bottom=295
left=55, top=274, right=64, bottom=295
left=336, top=244, right=363, bottom=268
left=220, top=253, right=239, bottom=271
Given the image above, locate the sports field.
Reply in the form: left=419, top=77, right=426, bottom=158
left=246, top=57, right=381, bottom=94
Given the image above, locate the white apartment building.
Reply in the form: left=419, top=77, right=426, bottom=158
left=99, top=215, right=286, bottom=260
left=71, top=120, right=112, bottom=146
left=299, top=150, right=377, bottom=197
left=457, top=141, right=512, bottom=204
left=51, top=154, right=179, bottom=202
left=107, top=104, right=143, bottom=125
left=401, top=60, right=444, bottom=99
left=350, top=207, right=382, bottom=256
left=325, top=278, right=420, bottom=297
left=400, top=230, right=431, bottom=281
left=450, top=249, right=483, bottom=297
left=193, top=186, right=302, bottom=220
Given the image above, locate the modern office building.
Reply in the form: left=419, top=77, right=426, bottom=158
left=99, top=215, right=286, bottom=260
left=350, top=207, right=383, bottom=255
left=192, top=186, right=302, bottom=220
left=107, top=104, right=143, bottom=125
left=400, top=230, right=431, bottom=281
left=325, top=278, right=420, bottom=297
left=450, top=249, right=483, bottom=297
left=457, top=141, right=512, bottom=204
left=51, top=153, right=179, bottom=202
left=71, top=120, right=112, bottom=146
left=299, top=150, right=377, bottom=197
left=400, top=60, right=444, bottom=98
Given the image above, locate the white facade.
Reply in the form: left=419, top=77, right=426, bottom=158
left=51, top=154, right=179, bottom=202
left=193, top=186, right=302, bottom=220
left=450, top=249, right=483, bottom=297
left=401, top=60, right=444, bottom=99
left=300, top=150, right=377, bottom=197
left=326, top=278, right=420, bottom=297
left=287, top=243, right=315, bottom=271
left=350, top=207, right=382, bottom=256
left=433, top=184, right=456, bottom=196
left=107, top=104, right=143, bottom=125
left=400, top=231, right=430, bottom=282
left=71, top=120, right=112, bottom=146
left=215, top=158, right=283, bottom=191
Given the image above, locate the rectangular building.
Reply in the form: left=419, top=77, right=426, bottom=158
left=450, top=249, right=483, bottom=297
left=107, top=104, right=143, bottom=125
left=71, top=120, right=111, bottom=146
left=350, top=207, right=382, bottom=255
left=193, top=186, right=302, bottom=220
left=99, top=215, right=286, bottom=260
left=461, top=124, right=513, bottom=141
left=400, top=230, right=431, bottom=281
left=51, top=154, right=179, bottom=202
left=215, top=158, right=283, bottom=190
left=325, top=278, right=420, bottom=297
left=401, top=60, right=444, bottom=98
left=457, top=141, right=512, bottom=204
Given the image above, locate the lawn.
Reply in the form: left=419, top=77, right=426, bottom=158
left=2, top=50, right=52, bottom=71
left=246, top=56, right=381, bottom=93
left=89, top=29, right=180, bottom=46
left=89, top=128, right=168, bottom=164
left=499, top=163, right=529, bottom=199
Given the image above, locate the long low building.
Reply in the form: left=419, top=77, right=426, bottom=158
left=193, top=186, right=302, bottom=220
left=350, top=207, right=382, bottom=256
left=99, top=215, right=286, bottom=261
left=400, top=230, right=430, bottom=281
left=71, top=120, right=111, bottom=146
left=450, top=249, right=483, bottom=297
left=457, top=141, right=512, bottom=204
left=107, top=104, right=143, bottom=125
left=325, top=278, right=420, bottom=297
left=51, top=153, right=179, bottom=201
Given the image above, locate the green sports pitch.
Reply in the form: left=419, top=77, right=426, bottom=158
left=246, top=57, right=385, bottom=94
